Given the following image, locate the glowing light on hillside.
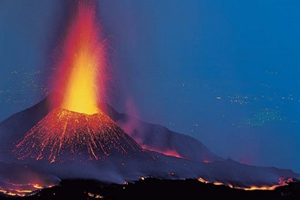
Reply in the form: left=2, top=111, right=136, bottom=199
left=197, top=177, right=294, bottom=191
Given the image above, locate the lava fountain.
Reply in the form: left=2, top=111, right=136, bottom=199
left=51, top=1, right=107, bottom=114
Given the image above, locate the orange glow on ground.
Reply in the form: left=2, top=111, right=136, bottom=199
left=198, top=177, right=294, bottom=191
left=52, top=2, right=107, bottom=114
left=240, top=185, right=280, bottom=191
left=0, top=183, right=54, bottom=197
left=141, top=145, right=183, bottom=159
left=202, top=159, right=211, bottom=163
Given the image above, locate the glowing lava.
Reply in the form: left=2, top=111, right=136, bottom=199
left=14, top=109, right=147, bottom=163
left=52, top=1, right=107, bottom=114
left=197, top=177, right=294, bottom=191
left=0, top=183, right=54, bottom=197
left=141, top=145, right=183, bottom=159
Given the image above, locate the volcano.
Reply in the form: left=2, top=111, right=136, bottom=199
left=6, top=1, right=154, bottom=164
left=13, top=108, right=150, bottom=163
left=0, top=98, right=300, bottom=197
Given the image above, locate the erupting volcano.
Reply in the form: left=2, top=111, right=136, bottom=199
left=0, top=1, right=299, bottom=199
left=13, top=2, right=149, bottom=163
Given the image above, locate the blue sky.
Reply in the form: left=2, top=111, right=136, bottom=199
left=0, top=0, right=299, bottom=172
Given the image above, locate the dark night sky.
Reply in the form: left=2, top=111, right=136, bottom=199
left=0, top=0, right=299, bottom=172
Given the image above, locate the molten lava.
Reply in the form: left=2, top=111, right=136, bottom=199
left=52, top=1, right=107, bottom=114
left=141, top=145, right=183, bottom=159
left=14, top=109, right=147, bottom=163
left=198, top=177, right=294, bottom=191
left=0, top=182, right=54, bottom=197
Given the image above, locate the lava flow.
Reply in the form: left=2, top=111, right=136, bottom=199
left=198, top=177, right=294, bottom=191
left=0, top=182, right=54, bottom=197
left=141, top=145, right=183, bottom=159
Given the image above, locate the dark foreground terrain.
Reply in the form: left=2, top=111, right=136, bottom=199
left=1, top=179, right=299, bottom=200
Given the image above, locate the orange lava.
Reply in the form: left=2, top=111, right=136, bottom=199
left=0, top=183, right=54, bottom=197
left=198, top=177, right=294, bottom=191
left=14, top=109, right=146, bottom=163
left=141, top=145, right=183, bottom=158
left=202, top=159, right=211, bottom=163
left=51, top=1, right=107, bottom=114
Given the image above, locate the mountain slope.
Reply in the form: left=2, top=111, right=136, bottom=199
left=100, top=103, right=223, bottom=162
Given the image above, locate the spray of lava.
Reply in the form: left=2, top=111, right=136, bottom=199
left=51, top=1, right=107, bottom=114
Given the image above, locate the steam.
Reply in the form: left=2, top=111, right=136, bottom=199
left=117, top=98, right=146, bottom=144
left=114, top=98, right=222, bottom=163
